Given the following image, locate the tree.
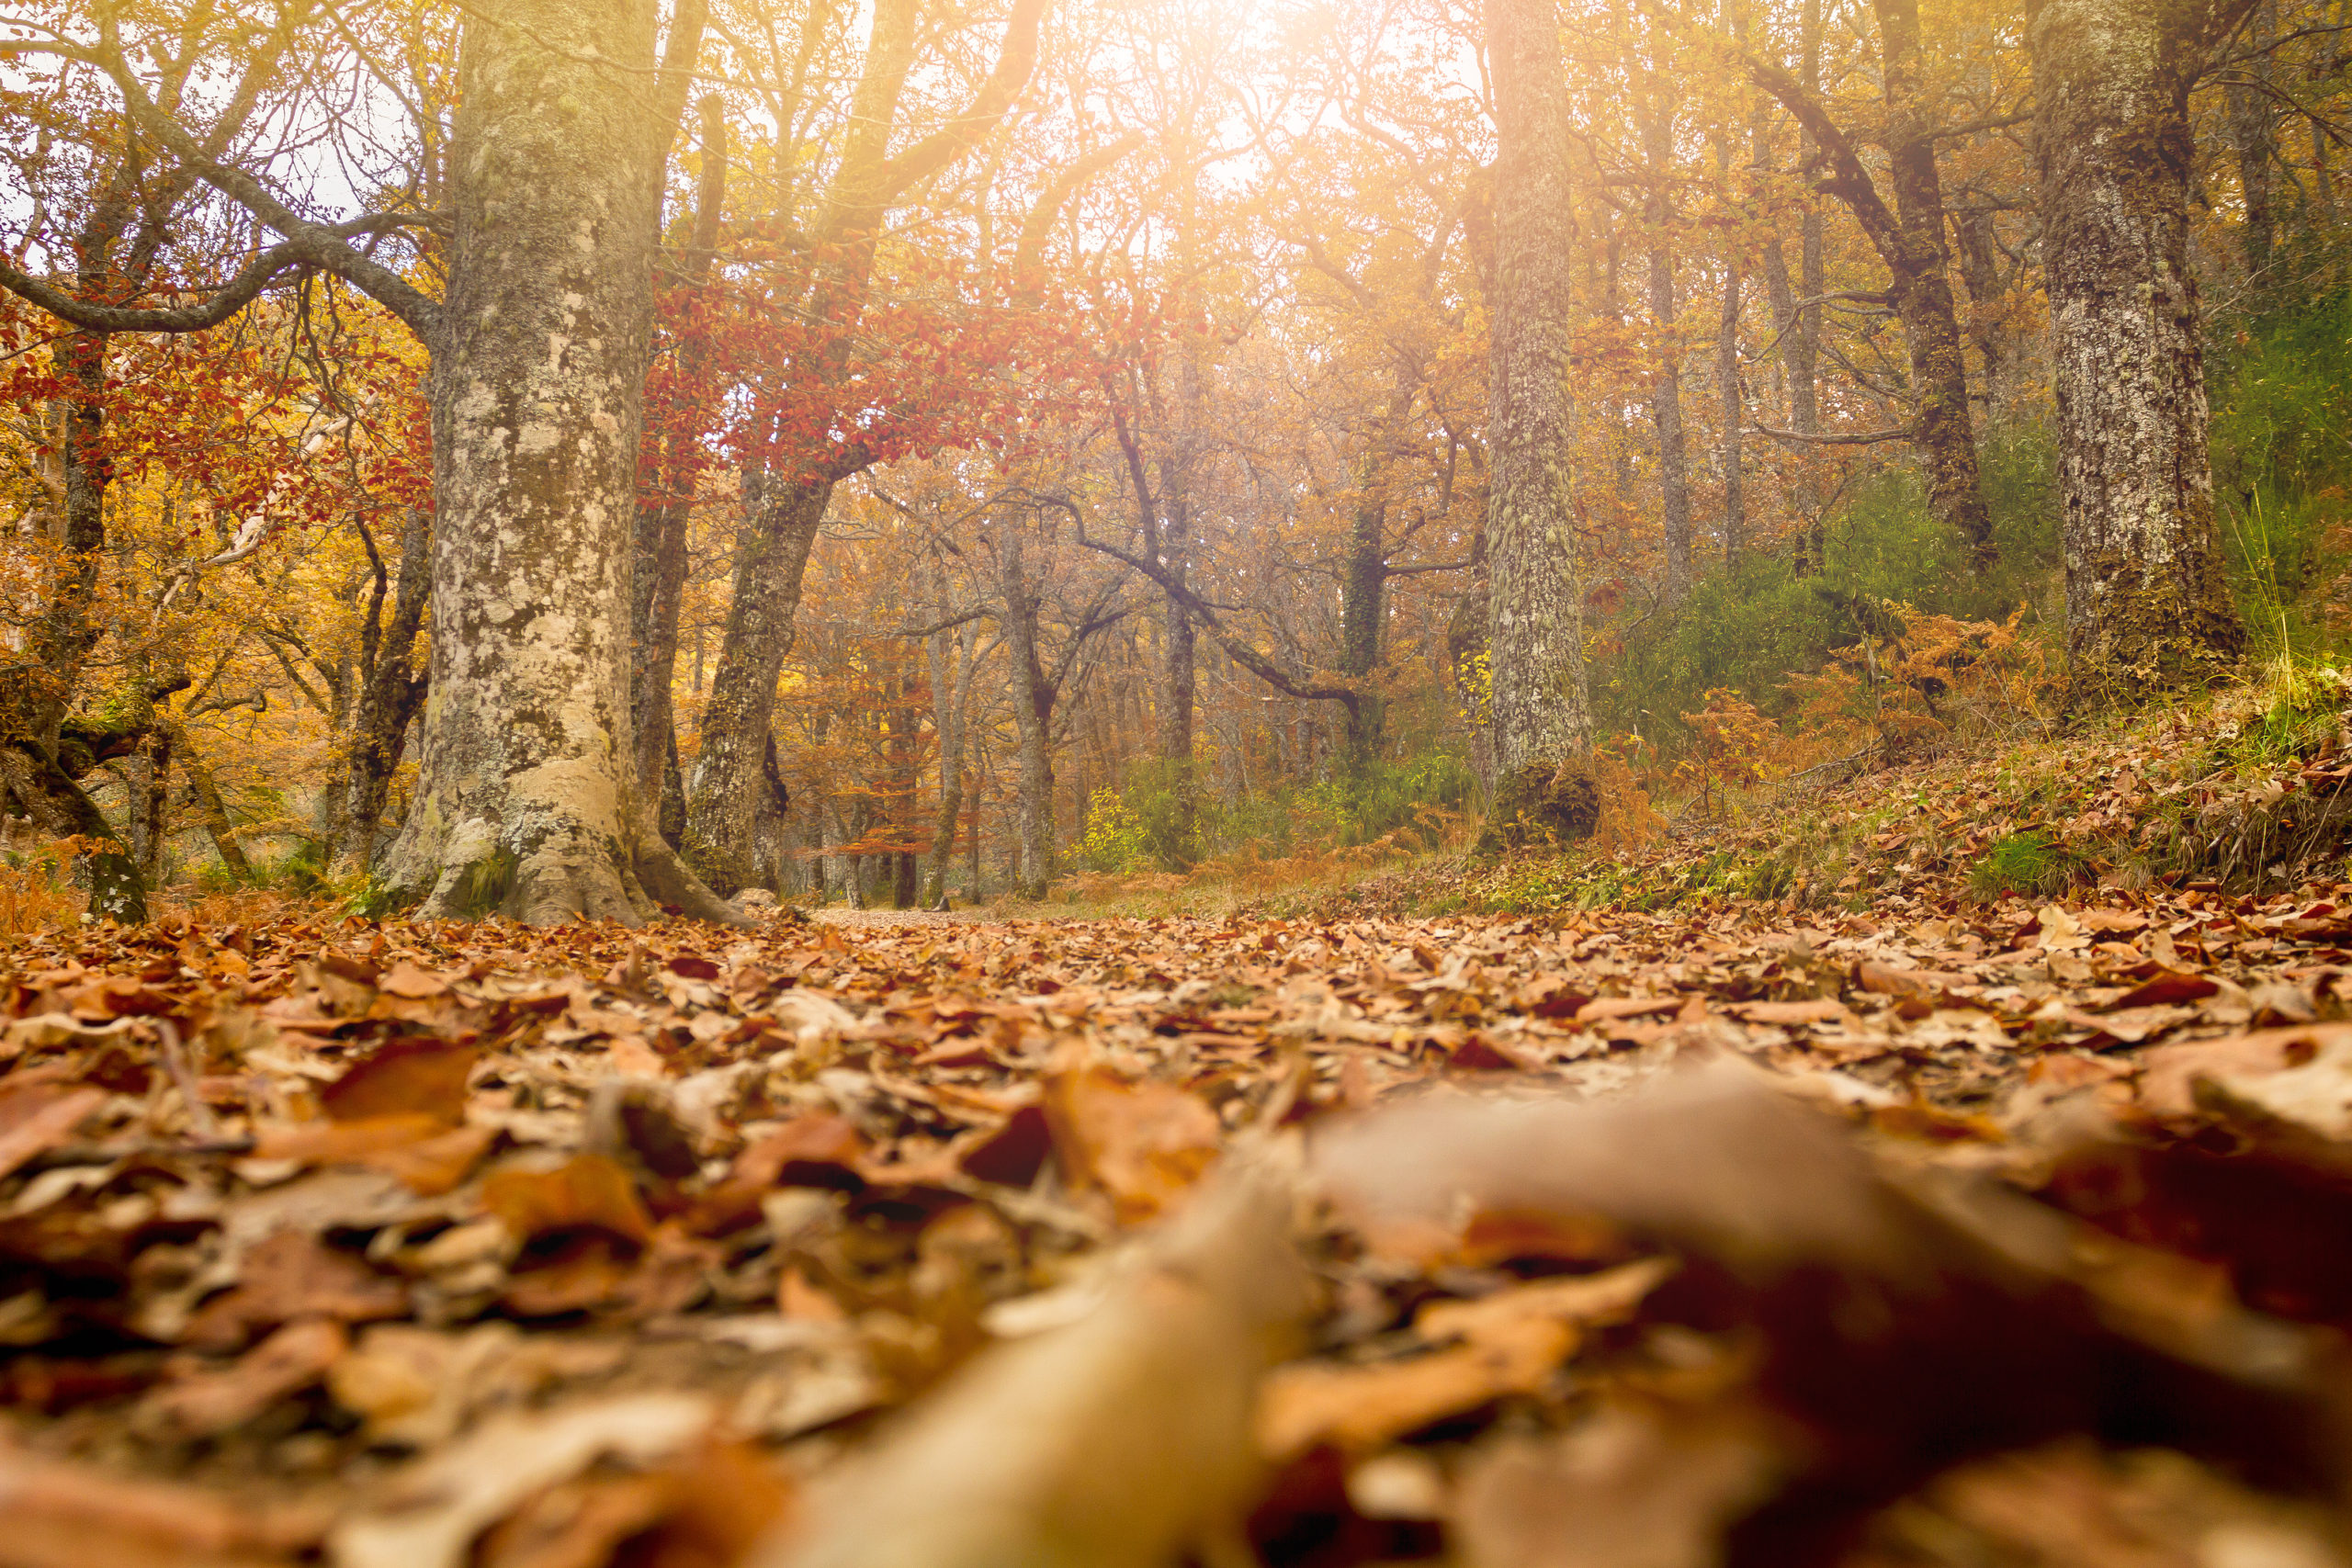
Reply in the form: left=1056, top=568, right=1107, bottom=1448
left=2030, top=0, right=2251, bottom=700
left=1481, top=0, right=1594, bottom=820
left=681, top=0, right=1049, bottom=888
left=1746, top=0, right=2003, bottom=570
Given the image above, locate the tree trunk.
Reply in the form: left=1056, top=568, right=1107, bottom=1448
left=682, top=477, right=828, bottom=888
left=1871, top=0, right=1996, bottom=571
left=922, top=614, right=972, bottom=906
left=2030, top=0, right=2248, bottom=700
left=1717, top=139, right=1747, bottom=568
left=1642, top=89, right=1695, bottom=607
left=2224, top=0, right=2278, bottom=286
left=332, top=507, right=432, bottom=872
left=1483, top=0, right=1593, bottom=780
left=180, top=748, right=254, bottom=883
left=632, top=97, right=728, bottom=820
left=994, top=531, right=1056, bottom=898
left=380, top=0, right=740, bottom=926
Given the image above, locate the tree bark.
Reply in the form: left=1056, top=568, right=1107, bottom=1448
left=993, top=530, right=1057, bottom=898
left=1871, top=0, right=1996, bottom=571
left=632, top=96, right=728, bottom=824
left=1642, top=89, right=1696, bottom=607
left=1748, top=0, right=1996, bottom=570
left=1483, top=0, right=1593, bottom=778
left=331, top=506, right=432, bottom=872
left=684, top=0, right=1043, bottom=880
left=683, top=476, right=828, bottom=887
left=379, top=0, right=741, bottom=925
left=2030, top=0, right=2249, bottom=700
left=2224, top=0, right=2278, bottom=285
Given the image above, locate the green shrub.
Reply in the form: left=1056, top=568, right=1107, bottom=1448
left=2209, top=288, right=2352, bottom=661
left=1969, top=830, right=2079, bottom=901
left=1592, top=421, right=2062, bottom=753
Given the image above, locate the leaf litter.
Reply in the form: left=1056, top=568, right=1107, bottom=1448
left=9, top=884, right=2352, bottom=1565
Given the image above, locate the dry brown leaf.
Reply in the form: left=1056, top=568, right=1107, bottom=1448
left=319, top=1039, right=478, bottom=1126
left=329, top=1392, right=717, bottom=1568
left=141, top=1318, right=348, bottom=1438
left=182, top=1227, right=408, bottom=1350
left=0, top=1442, right=326, bottom=1568
left=1044, top=1066, right=1223, bottom=1223
left=1258, top=1316, right=1573, bottom=1460
left=481, top=1154, right=654, bottom=1247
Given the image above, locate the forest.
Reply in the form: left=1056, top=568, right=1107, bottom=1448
left=6, top=0, right=2352, bottom=1562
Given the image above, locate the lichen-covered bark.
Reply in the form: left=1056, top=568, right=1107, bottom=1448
left=382, top=0, right=739, bottom=925
left=1483, top=0, right=1593, bottom=779
left=2031, top=0, right=2245, bottom=702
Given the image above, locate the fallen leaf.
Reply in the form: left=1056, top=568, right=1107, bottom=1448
left=329, top=1392, right=717, bottom=1568
left=1045, top=1066, right=1223, bottom=1223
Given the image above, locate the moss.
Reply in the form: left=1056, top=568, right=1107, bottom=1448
left=1477, top=757, right=1600, bottom=854
left=454, top=845, right=518, bottom=918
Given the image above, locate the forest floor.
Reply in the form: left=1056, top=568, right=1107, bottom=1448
left=11, top=698, right=2352, bottom=1566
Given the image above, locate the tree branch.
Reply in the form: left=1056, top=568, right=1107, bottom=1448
left=876, top=0, right=1049, bottom=201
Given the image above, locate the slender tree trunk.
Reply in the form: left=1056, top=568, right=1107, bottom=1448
left=682, top=478, right=828, bottom=886
left=2030, top=0, right=2248, bottom=700
left=632, top=97, right=727, bottom=823
left=1793, top=0, right=1824, bottom=438
left=1642, top=90, right=1695, bottom=606
left=1950, top=206, right=2016, bottom=396
left=1871, top=0, right=1996, bottom=571
left=380, top=0, right=739, bottom=925
left=2224, top=0, right=2278, bottom=287
left=332, top=507, right=431, bottom=872
left=1716, top=139, right=1747, bottom=568
left=1484, top=0, right=1593, bottom=783
left=181, top=749, right=254, bottom=883
left=993, top=531, right=1056, bottom=898
left=922, top=615, right=970, bottom=906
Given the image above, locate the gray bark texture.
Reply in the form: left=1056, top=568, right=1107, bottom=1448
left=1643, top=96, right=1695, bottom=608
left=1482, top=0, right=1593, bottom=780
left=993, top=529, right=1057, bottom=899
left=2030, top=0, right=2247, bottom=702
left=380, top=0, right=741, bottom=925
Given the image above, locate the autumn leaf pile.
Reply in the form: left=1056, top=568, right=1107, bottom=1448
left=13, top=877, right=2352, bottom=1566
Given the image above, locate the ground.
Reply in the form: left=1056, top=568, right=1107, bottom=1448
left=8, top=790, right=2352, bottom=1565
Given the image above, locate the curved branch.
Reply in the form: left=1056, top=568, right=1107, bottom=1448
left=0, top=214, right=433, bottom=333
left=877, top=0, right=1050, bottom=201
left=88, top=8, right=446, bottom=344
left=1041, top=496, right=1363, bottom=714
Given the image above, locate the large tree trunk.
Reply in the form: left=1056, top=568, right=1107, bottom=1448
left=380, top=0, right=740, bottom=925
left=2030, top=0, right=2247, bottom=701
left=1483, top=0, right=1593, bottom=782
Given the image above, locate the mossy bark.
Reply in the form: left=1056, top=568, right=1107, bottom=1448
left=2030, top=0, right=2247, bottom=705
left=379, top=0, right=741, bottom=927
